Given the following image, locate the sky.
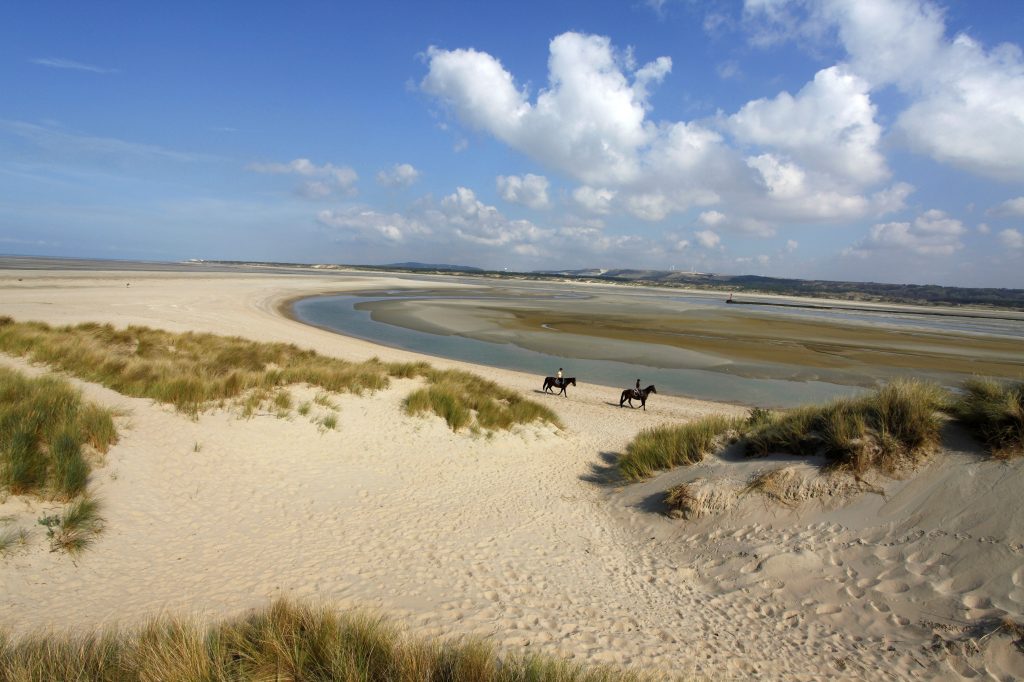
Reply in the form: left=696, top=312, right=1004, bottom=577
left=2, top=1, right=1023, bottom=287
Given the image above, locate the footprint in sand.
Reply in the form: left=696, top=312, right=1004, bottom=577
left=961, top=593, right=992, bottom=610
left=874, top=579, right=911, bottom=594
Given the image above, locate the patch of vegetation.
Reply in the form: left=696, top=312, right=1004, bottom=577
left=745, top=379, right=949, bottom=475
left=404, top=369, right=562, bottom=432
left=0, top=526, right=29, bottom=556
left=953, top=379, right=1024, bottom=458
left=0, top=599, right=649, bottom=681
left=38, top=497, right=105, bottom=555
left=621, top=379, right=951, bottom=481
left=0, top=318, right=556, bottom=433
left=0, top=366, right=117, bottom=500
left=619, top=415, right=742, bottom=480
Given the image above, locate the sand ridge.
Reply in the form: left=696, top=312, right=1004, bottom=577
left=1, top=268, right=1022, bottom=680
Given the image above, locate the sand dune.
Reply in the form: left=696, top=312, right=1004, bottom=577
left=1, top=267, right=1022, bottom=680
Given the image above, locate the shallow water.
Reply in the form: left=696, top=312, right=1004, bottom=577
left=292, top=293, right=871, bottom=407
left=291, top=280, right=1024, bottom=408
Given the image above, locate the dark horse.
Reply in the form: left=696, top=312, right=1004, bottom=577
left=542, top=376, right=576, bottom=397
left=620, top=385, right=656, bottom=410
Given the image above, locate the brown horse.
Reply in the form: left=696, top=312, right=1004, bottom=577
left=620, top=385, right=656, bottom=410
left=543, top=376, right=576, bottom=397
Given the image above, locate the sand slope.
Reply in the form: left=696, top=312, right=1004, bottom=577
left=1, top=268, right=1022, bottom=680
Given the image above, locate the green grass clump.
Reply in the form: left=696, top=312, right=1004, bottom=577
left=0, top=367, right=117, bottom=499
left=0, top=526, right=29, bottom=556
left=620, top=379, right=950, bottom=481
left=0, top=599, right=646, bottom=681
left=745, top=378, right=949, bottom=475
left=0, top=319, right=557, bottom=433
left=619, top=415, right=741, bottom=480
left=405, top=368, right=562, bottom=432
left=953, top=378, right=1024, bottom=457
left=52, top=497, right=104, bottom=554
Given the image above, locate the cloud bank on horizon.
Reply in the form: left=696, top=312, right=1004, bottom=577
left=1, top=0, right=1022, bottom=287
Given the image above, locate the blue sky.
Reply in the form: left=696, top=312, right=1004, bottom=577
left=2, top=1, right=1023, bottom=287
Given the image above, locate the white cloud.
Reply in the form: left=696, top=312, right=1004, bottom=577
left=440, top=186, right=551, bottom=246
left=744, top=0, right=1024, bottom=182
left=423, top=32, right=667, bottom=186
left=572, top=186, right=617, bottom=214
left=697, top=210, right=726, bottom=227
left=990, top=197, right=1024, bottom=217
left=376, top=163, right=420, bottom=187
left=422, top=29, right=902, bottom=229
left=729, top=65, right=887, bottom=186
left=978, top=223, right=991, bottom=234
left=786, top=239, right=798, bottom=252
left=999, top=228, right=1024, bottom=249
left=694, top=230, right=721, bottom=249
left=31, top=57, right=116, bottom=74
left=249, top=158, right=358, bottom=198
left=496, top=173, right=551, bottom=209
left=317, top=208, right=431, bottom=243
left=844, top=209, right=966, bottom=257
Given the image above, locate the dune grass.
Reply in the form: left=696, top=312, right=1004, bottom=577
left=404, top=368, right=562, bottom=432
left=621, top=379, right=950, bottom=481
left=0, top=599, right=648, bottom=682
left=744, top=379, right=949, bottom=475
left=0, top=318, right=556, bottom=433
left=0, top=527, right=29, bottom=556
left=619, top=415, right=742, bottom=480
left=0, top=366, right=117, bottom=500
left=953, top=378, right=1024, bottom=458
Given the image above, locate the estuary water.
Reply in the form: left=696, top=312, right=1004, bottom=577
left=291, top=292, right=869, bottom=407
left=291, top=279, right=1024, bottom=408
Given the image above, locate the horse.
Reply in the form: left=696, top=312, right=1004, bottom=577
left=620, top=385, right=656, bottom=410
left=542, top=376, right=576, bottom=397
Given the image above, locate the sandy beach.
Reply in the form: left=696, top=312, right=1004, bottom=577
left=2, top=265, right=1023, bottom=680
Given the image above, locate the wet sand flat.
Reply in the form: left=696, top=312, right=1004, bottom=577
left=357, top=290, right=1024, bottom=383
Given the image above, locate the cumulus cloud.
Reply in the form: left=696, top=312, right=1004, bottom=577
left=249, top=158, right=358, bottom=198
left=744, top=0, right=1024, bottom=182
left=999, top=228, right=1024, bottom=249
left=694, top=230, right=721, bottom=249
left=376, top=163, right=420, bottom=187
left=440, top=186, right=551, bottom=246
left=572, top=186, right=617, bottom=214
left=423, top=33, right=667, bottom=186
left=990, top=197, right=1024, bottom=217
left=844, top=209, right=966, bottom=257
left=729, top=65, right=887, bottom=186
left=317, top=208, right=431, bottom=242
left=422, top=30, right=898, bottom=230
left=496, top=173, right=551, bottom=209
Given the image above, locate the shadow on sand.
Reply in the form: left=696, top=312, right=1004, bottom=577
left=579, top=451, right=623, bottom=485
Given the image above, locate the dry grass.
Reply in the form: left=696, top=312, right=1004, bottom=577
left=742, top=467, right=880, bottom=507
left=0, top=599, right=650, bottom=681
left=953, top=378, right=1024, bottom=458
left=744, top=379, right=949, bottom=475
left=405, top=368, right=562, bottom=432
left=619, top=415, right=741, bottom=480
left=664, top=478, right=738, bottom=520
left=0, top=366, right=117, bottom=500
left=0, top=318, right=557, bottom=433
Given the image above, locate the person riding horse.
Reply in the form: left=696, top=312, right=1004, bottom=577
left=634, top=378, right=641, bottom=400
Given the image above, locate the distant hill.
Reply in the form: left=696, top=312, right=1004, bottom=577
left=383, top=262, right=483, bottom=272
left=533, top=268, right=1024, bottom=310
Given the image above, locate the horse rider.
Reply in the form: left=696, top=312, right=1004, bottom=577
left=634, top=378, right=641, bottom=399
left=557, top=367, right=564, bottom=387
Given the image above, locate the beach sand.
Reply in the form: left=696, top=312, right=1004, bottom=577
left=1, top=266, right=1022, bottom=680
